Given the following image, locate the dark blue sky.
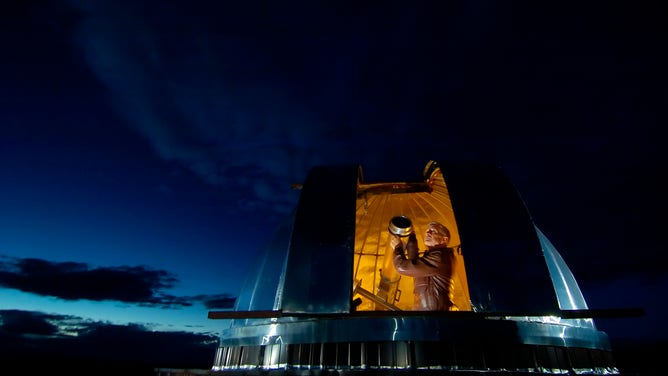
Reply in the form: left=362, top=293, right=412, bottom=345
left=1, top=0, right=666, bottom=372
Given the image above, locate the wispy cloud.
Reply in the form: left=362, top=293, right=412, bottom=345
left=65, top=1, right=500, bottom=216
left=66, top=1, right=372, bottom=216
left=0, top=256, right=234, bottom=308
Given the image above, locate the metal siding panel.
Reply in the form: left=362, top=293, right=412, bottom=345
left=281, top=165, right=358, bottom=313
left=233, top=213, right=295, bottom=312
left=440, top=161, right=559, bottom=313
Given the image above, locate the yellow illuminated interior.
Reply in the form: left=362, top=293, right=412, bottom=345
left=353, top=164, right=472, bottom=311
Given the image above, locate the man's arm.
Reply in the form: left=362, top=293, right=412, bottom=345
left=393, top=249, right=444, bottom=277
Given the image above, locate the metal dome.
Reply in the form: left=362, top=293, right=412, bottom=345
left=209, top=160, right=621, bottom=375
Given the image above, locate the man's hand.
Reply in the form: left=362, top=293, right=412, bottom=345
left=389, top=234, right=403, bottom=253
left=406, top=233, right=419, bottom=260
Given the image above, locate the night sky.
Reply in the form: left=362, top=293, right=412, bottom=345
left=1, top=0, right=665, bottom=373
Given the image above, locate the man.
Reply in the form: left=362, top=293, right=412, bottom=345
left=390, top=221, right=457, bottom=311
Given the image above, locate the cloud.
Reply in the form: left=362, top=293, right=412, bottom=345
left=66, top=1, right=348, bottom=215
left=65, top=1, right=502, bottom=217
left=194, top=294, right=237, bottom=310
left=0, top=309, right=60, bottom=337
left=0, top=309, right=217, bottom=371
left=0, top=256, right=235, bottom=309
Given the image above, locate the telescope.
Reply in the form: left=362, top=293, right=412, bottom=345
left=388, top=216, right=418, bottom=261
left=388, top=215, right=414, bottom=237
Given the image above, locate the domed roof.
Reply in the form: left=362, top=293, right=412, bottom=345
left=210, top=160, right=618, bottom=374
left=235, top=160, right=588, bottom=315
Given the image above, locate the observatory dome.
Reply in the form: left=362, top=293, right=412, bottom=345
left=209, top=160, right=619, bottom=375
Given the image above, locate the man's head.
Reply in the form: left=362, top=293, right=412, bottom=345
left=424, top=222, right=450, bottom=248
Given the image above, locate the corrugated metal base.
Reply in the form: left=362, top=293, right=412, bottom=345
left=209, top=372, right=614, bottom=376
left=211, top=341, right=619, bottom=375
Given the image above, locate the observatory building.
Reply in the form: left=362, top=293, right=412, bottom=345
left=208, top=161, right=621, bottom=375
